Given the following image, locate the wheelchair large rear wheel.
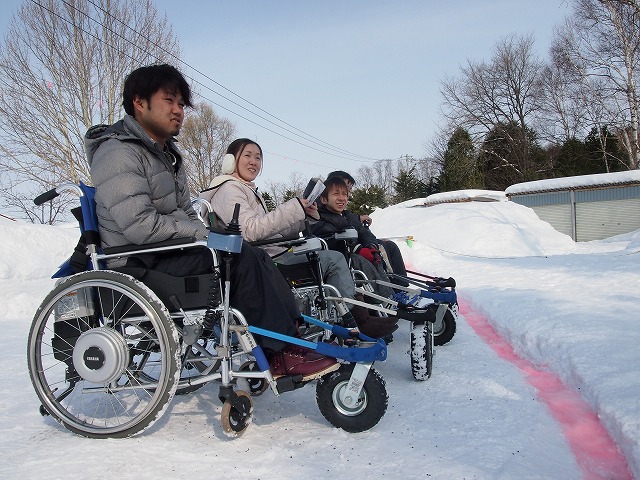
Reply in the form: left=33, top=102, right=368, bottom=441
left=27, top=270, right=180, bottom=438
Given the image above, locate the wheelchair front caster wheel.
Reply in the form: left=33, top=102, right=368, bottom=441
left=432, top=305, right=457, bottom=346
left=316, top=364, right=388, bottom=433
left=221, top=390, right=253, bottom=437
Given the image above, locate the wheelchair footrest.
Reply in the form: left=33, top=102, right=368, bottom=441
left=395, top=304, right=437, bottom=324
left=275, top=375, right=306, bottom=393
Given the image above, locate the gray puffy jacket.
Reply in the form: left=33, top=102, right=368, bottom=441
left=85, top=116, right=207, bottom=261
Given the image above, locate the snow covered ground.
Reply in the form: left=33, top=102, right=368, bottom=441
left=0, top=198, right=638, bottom=480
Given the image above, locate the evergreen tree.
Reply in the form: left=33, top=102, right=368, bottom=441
left=425, top=177, right=440, bottom=196
left=584, top=126, right=628, bottom=173
left=349, top=186, right=387, bottom=215
left=554, top=137, right=600, bottom=177
left=261, top=191, right=276, bottom=211
left=282, top=189, right=297, bottom=202
left=439, top=127, right=483, bottom=191
left=477, top=121, right=547, bottom=190
left=393, top=167, right=427, bottom=203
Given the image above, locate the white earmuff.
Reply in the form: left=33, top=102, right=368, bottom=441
left=221, top=153, right=236, bottom=175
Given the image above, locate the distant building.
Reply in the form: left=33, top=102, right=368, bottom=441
left=505, top=171, right=640, bottom=241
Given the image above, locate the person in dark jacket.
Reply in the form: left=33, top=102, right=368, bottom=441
left=326, top=171, right=409, bottom=284
left=311, top=176, right=394, bottom=299
left=86, top=63, right=337, bottom=381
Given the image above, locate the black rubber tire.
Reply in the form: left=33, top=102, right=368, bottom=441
left=221, top=390, right=253, bottom=437
left=27, top=270, right=180, bottom=438
left=410, top=322, right=433, bottom=380
left=432, top=305, right=457, bottom=346
left=316, top=363, right=388, bottom=433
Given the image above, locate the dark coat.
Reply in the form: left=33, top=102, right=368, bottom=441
left=311, top=205, right=378, bottom=249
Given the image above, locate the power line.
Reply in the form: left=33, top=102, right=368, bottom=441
left=71, top=0, right=385, bottom=162
left=33, top=0, right=366, bottom=162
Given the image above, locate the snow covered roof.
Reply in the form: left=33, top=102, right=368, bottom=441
left=423, top=189, right=507, bottom=206
left=388, top=190, right=507, bottom=208
left=505, top=170, right=640, bottom=196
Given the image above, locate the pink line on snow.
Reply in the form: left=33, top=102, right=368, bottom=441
left=458, top=297, right=632, bottom=480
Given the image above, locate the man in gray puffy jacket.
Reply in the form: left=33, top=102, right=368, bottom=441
left=85, top=64, right=338, bottom=380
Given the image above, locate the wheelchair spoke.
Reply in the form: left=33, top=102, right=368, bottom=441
left=28, top=271, right=180, bottom=438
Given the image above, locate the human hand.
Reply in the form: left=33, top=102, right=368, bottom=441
left=358, top=246, right=381, bottom=264
left=300, top=198, right=319, bottom=219
left=360, top=214, right=373, bottom=226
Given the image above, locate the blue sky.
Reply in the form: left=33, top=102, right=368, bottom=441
left=1, top=0, right=571, bottom=185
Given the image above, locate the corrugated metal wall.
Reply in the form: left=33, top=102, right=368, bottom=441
left=533, top=204, right=574, bottom=238
left=576, top=198, right=640, bottom=241
left=509, top=184, right=640, bottom=242
left=509, top=191, right=571, bottom=207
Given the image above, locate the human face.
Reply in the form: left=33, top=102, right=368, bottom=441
left=134, top=88, right=185, bottom=146
left=233, top=143, right=262, bottom=182
left=322, top=184, right=349, bottom=214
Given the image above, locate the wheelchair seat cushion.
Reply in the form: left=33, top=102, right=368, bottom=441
left=114, top=266, right=217, bottom=313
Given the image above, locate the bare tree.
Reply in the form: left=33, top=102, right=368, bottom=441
left=553, top=0, right=640, bottom=169
left=439, top=34, right=545, bottom=182
left=180, top=103, right=236, bottom=193
left=536, top=59, right=588, bottom=144
left=264, top=171, right=307, bottom=205
left=0, top=0, right=181, bottom=222
left=355, top=159, right=396, bottom=198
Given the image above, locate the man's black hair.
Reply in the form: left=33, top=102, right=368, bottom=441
left=326, top=170, right=356, bottom=185
left=122, top=64, right=193, bottom=115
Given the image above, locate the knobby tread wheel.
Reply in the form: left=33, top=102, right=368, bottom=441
left=316, top=363, right=388, bottom=433
left=410, top=322, right=433, bottom=380
left=27, top=270, right=180, bottom=438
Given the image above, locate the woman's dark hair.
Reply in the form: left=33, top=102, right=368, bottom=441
left=226, top=138, right=263, bottom=159
left=122, top=64, right=193, bottom=115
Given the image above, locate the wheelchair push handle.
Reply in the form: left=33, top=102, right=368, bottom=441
left=33, top=188, right=59, bottom=206
left=34, top=182, right=84, bottom=206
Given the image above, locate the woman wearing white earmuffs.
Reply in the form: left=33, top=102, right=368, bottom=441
left=200, top=138, right=399, bottom=339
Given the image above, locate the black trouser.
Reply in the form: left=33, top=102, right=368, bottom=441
left=126, top=244, right=299, bottom=352
left=380, top=239, right=410, bottom=287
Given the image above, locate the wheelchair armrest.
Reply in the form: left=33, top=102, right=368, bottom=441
left=249, top=234, right=306, bottom=248
left=333, top=228, right=358, bottom=241
left=291, top=237, right=324, bottom=255
left=102, top=237, right=197, bottom=255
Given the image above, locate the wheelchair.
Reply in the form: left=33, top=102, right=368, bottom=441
left=26, top=182, right=389, bottom=439
left=258, top=227, right=458, bottom=381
